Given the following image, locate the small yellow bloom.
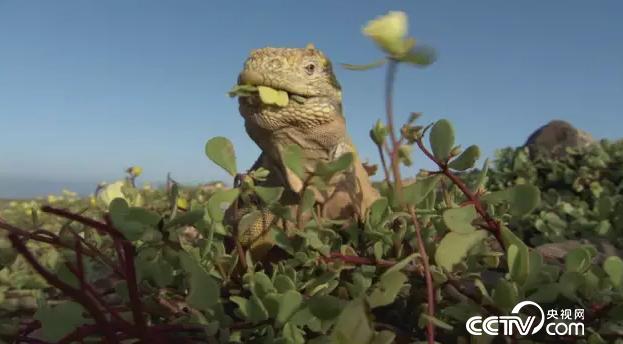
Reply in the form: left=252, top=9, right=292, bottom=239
left=362, top=11, right=411, bottom=56
left=177, top=198, right=188, bottom=210
left=128, top=166, right=143, bottom=177
left=97, top=181, right=127, bottom=207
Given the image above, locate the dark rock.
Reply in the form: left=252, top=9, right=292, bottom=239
left=536, top=239, right=622, bottom=265
left=524, top=120, right=594, bottom=158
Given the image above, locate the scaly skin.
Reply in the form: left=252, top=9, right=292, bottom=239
left=230, top=45, right=379, bottom=249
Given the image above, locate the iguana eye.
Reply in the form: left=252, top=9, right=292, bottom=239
left=304, top=63, right=316, bottom=75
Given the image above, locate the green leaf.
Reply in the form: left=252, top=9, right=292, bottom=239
left=507, top=244, right=530, bottom=285
left=429, top=119, right=455, bottom=161
left=207, top=188, right=240, bottom=222
left=308, top=295, right=343, bottom=320
left=136, top=252, right=174, bottom=287
left=251, top=272, right=276, bottom=298
left=471, top=158, right=489, bottom=192
left=276, top=290, right=303, bottom=327
left=558, top=271, right=584, bottom=301
left=527, top=283, right=559, bottom=303
left=373, top=241, right=384, bottom=260
left=448, top=145, right=481, bottom=171
left=255, top=186, right=284, bottom=205
left=205, top=137, right=237, bottom=176
left=331, top=298, right=374, bottom=344
left=180, top=253, right=220, bottom=311
left=341, top=59, right=387, bottom=71
left=403, top=175, right=442, bottom=206
left=508, top=184, right=541, bottom=216
left=500, top=226, right=525, bottom=249
left=492, top=280, right=519, bottom=311
left=228, top=84, right=257, bottom=97
left=282, top=144, right=305, bottom=179
left=33, top=301, right=87, bottom=342
left=482, top=184, right=540, bottom=216
left=368, top=271, right=407, bottom=308
left=435, top=231, right=488, bottom=272
left=300, top=188, right=316, bottom=214
left=274, top=275, right=297, bottom=293
left=262, top=293, right=281, bottom=318
left=565, top=247, right=593, bottom=274
left=369, top=197, right=389, bottom=226
left=382, top=252, right=419, bottom=277
left=165, top=209, right=205, bottom=229
left=109, top=198, right=160, bottom=241
left=230, top=295, right=270, bottom=323
left=596, top=196, right=613, bottom=220
left=315, top=153, right=354, bottom=180
left=399, top=45, right=437, bottom=67
left=283, top=322, right=306, bottom=344
left=442, top=205, right=478, bottom=234
left=604, top=256, right=623, bottom=288
left=257, top=85, right=289, bottom=107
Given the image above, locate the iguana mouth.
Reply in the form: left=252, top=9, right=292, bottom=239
left=237, top=70, right=313, bottom=101
left=239, top=91, right=308, bottom=108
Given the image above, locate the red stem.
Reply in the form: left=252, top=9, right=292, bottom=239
left=414, top=138, right=505, bottom=248
left=121, top=242, right=147, bottom=337
left=64, top=263, right=131, bottom=330
left=41, top=206, right=124, bottom=239
left=409, top=207, right=435, bottom=344
left=8, top=234, right=119, bottom=343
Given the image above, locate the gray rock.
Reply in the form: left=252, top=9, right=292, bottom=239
left=524, top=120, right=594, bottom=158
left=536, top=239, right=622, bottom=264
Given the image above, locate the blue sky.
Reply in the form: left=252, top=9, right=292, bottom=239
left=1, top=1, right=622, bottom=197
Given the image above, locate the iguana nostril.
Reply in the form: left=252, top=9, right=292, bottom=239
left=238, top=70, right=264, bottom=86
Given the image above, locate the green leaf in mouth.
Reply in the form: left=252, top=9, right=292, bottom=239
left=257, top=85, right=289, bottom=107
left=228, top=84, right=291, bottom=107
left=228, top=84, right=257, bottom=97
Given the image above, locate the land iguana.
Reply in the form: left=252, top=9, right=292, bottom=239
left=227, top=44, right=379, bottom=250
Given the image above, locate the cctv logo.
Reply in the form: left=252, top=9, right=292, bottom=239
left=466, top=301, right=585, bottom=336
left=466, top=301, right=544, bottom=336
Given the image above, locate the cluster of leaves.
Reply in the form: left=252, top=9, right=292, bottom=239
left=0, top=173, right=221, bottom=342
left=0, top=10, right=622, bottom=344
left=487, top=140, right=623, bottom=250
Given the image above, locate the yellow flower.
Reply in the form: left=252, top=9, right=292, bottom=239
left=176, top=198, right=188, bottom=210
left=128, top=166, right=143, bottom=177
left=362, top=11, right=411, bottom=57
left=97, top=181, right=127, bottom=207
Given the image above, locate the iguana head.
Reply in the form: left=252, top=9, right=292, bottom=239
left=237, top=44, right=343, bottom=129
